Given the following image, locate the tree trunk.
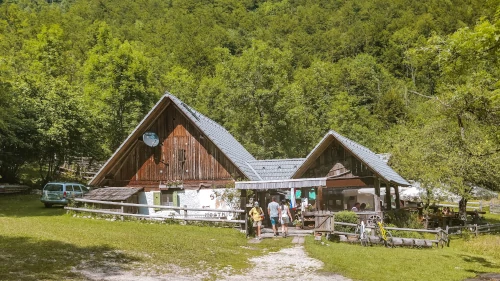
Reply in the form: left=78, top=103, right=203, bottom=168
left=459, top=197, right=468, bottom=223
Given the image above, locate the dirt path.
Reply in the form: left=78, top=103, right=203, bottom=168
left=77, top=236, right=351, bottom=281
left=220, top=243, right=351, bottom=281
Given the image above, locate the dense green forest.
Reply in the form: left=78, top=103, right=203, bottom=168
left=0, top=0, right=499, bottom=199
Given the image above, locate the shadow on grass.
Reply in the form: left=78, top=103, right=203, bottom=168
left=461, top=255, right=500, bottom=270
left=0, top=235, right=141, bottom=280
left=483, top=214, right=500, bottom=224
left=0, top=194, right=66, bottom=217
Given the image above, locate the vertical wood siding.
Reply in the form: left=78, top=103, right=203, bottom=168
left=302, top=140, right=373, bottom=179
left=110, top=104, right=243, bottom=187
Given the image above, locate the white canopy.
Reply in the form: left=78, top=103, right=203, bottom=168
left=399, top=183, right=461, bottom=203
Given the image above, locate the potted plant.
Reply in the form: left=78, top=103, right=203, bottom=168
left=293, top=219, right=302, bottom=229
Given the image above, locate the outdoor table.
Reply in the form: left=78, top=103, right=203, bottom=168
left=428, top=214, right=456, bottom=228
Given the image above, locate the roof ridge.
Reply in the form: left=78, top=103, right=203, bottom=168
left=249, top=158, right=306, bottom=162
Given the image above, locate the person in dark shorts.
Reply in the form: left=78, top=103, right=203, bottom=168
left=268, top=196, right=281, bottom=237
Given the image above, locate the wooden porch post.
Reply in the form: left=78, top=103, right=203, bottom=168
left=374, top=177, right=380, bottom=212
left=318, top=186, right=323, bottom=211
left=385, top=182, right=392, bottom=211
left=395, top=185, right=401, bottom=210
left=240, top=189, right=247, bottom=232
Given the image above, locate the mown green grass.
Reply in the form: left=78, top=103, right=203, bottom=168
left=305, top=233, right=500, bottom=281
left=0, top=194, right=290, bottom=280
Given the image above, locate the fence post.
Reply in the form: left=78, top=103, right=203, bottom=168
left=479, top=200, right=482, bottom=212
left=121, top=201, right=124, bottom=221
left=474, top=224, right=478, bottom=237
left=332, top=214, right=335, bottom=233
left=240, top=190, right=247, bottom=233
left=183, top=205, right=188, bottom=224
left=245, top=212, right=249, bottom=237
left=445, top=226, right=450, bottom=247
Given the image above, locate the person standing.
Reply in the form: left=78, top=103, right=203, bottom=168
left=249, top=202, right=264, bottom=240
left=268, top=197, right=281, bottom=237
left=280, top=199, right=292, bottom=237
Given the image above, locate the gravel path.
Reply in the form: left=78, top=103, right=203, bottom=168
left=77, top=237, right=351, bottom=281
left=220, top=244, right=351, bottom=281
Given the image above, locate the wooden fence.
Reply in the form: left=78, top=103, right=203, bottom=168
left=314, top=211, right=448, bottom=248
left=66, top=198, right=248, bottom=234
left=314, top=210, right=383, bottom=232
left=447, top=223, right=500, bottom=236
left=436, top=200, right=500, bottom=212
left=0, top=184, right=30, bottom=194
left=490, top=200, right=500, bottom=214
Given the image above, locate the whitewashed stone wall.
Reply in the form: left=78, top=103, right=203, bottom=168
left=139, top=188, right=238, bottom=219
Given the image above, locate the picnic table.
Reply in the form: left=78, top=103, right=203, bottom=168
left=427, top=214, right=456, bottom=228
left=427, top=210, right=486, bottom=228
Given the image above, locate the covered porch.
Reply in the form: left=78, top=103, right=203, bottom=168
left=236, top=177, right=403, bottom=230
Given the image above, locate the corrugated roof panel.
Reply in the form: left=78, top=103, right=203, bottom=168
left=84, top=187, right=143, bottom=201
left=248, top=158, right=306, bottom=180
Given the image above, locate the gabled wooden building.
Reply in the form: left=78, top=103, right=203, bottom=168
left=237, top=131, right=410, bottom=213
left=89, top=93, right=260, bottom=215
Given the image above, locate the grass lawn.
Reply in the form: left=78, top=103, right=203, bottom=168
left=305, top=233, right=500, bottom=281
left=0, top=194, right=290, bottom=280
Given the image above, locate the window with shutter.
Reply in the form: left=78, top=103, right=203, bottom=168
left=160, top=190, right=181, bottom=207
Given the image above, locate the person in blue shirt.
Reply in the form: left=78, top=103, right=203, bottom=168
left=268, top=197, right=281, bottom=237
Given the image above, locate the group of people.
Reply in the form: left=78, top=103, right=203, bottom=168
left=351, top=202, right=366, bottom=212
left=441, top=207, right=454, bottom=215
left=248, top=196, right=292, bottom=240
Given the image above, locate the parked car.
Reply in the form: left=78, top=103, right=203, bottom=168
left=40, top=182, right=90, bottom=208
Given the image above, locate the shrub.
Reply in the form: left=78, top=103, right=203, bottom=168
left=384, top=210, right=423, bottom=229
left=334, top=211, right=359, bottom=233
left=385, top=223, right=424, bottom=239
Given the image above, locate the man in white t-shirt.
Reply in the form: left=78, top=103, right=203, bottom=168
left=351, top=202, right=360, bottom=212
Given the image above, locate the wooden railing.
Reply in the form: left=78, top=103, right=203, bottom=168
left=314, top=211, right=448, bottom=248
left=0, top=184, right=30, bottom=194
left=447, top=223, right=500, bottom=236
left=66, top=198, right=248, bottom=234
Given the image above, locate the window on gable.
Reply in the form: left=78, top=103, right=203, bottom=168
left=177, top=149, right=186, bottom=162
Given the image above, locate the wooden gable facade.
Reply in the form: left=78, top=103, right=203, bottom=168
left=297, top=139, right=375, bottom=188
left=90, top=96, right=247, bottom=191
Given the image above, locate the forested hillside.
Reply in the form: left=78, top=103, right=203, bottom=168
left=0, top=0, right=499, bottom=195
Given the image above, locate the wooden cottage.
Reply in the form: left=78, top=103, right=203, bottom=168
left=236, top=131, right=410, bottom=227
left=89, top=93, right=261, bottom=215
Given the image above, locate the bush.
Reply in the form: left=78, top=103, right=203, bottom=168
left=385, top=223, right=424, bottom=239
left=384, top=210, right=423, bottom=229
left=334, top=211, right=359, bottom=233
